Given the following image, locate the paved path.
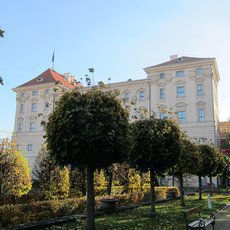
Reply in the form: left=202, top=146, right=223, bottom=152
left=215, top=204, right=230, bottom=230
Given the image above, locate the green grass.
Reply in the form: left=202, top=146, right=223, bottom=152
left=55, top=193, right=230, bottom=229
left=94, top=194, right=229, bottom=230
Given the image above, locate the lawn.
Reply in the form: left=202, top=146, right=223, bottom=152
left=25, top=193, right=230, bottom=229
left=94, top=194, right=229, bottom=230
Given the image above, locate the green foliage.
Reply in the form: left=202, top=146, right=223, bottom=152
left=69, top=168, right=87, bottom=196
left=0, top=139, right=32, bottom=199
left=33, top=145, right=70, bottom=200
left=45, top=87, right=131, bottom=228
left=0, top=28, right=4, bottom=38
left=197, top=144, right=225, bottom=177
left=130, top=118, right=181, bottom=174
left=172, top=136, right=202, bottom=176
left=46, top=88, right=131, bottom=169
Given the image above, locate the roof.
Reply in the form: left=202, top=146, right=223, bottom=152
left=147, top=56, right=215, bottom=69
left=16, top=68, right=78, bottom=89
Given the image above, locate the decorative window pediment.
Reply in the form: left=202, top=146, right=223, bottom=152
left=196, top=101, right=205, bottom=106
left=29, top=115, right=37, bottom=120
left=175, top=79, right=186, bottom=85
left=175, top=102, right=187, bottom=107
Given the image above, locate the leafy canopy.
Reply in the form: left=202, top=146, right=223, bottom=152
left=130, top=118, right=181, bottom=174
left=0, top=139, right=32, bottom=198
left=46, top=88, right=131, bottom=169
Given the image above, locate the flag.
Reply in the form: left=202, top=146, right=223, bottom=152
left=52, top=50, right=55, bottom=63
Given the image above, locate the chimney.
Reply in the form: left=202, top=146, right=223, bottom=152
left=64, top=73, right=76, bottom=84
left=170, top=55, right=178, bottom=60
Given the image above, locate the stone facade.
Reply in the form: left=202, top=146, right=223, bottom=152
left=12, top=56, right=220, bottom=170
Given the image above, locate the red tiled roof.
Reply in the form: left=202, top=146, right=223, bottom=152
left=16, top=68, right=78, bottom=89
left=146, top=56, right=215, bottom=69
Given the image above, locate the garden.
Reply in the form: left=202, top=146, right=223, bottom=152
left=0, top=86, right=229, bottom=229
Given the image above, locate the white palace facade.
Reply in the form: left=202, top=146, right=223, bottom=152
left=12, top=56, right=220, bottom=169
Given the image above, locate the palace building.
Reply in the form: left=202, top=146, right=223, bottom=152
left=12, top=56, right=220, bottom=169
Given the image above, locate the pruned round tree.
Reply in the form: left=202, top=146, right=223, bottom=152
left=170, top=136, right=201, bottom=206
left=45, top=88, right=130, bottom=229
left=197, top=144, right=224, bottom=198
left=130, top=118, right=181, bottom=216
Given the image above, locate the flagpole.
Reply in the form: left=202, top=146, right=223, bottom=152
left=52, top=50, right=55, bottom=70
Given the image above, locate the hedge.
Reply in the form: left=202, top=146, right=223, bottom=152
left=0, top=186, right=179, bottom=227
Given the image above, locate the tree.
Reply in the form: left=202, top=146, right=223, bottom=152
left=0, top=139, right=32, bottom=200
left=197, top=144, right=222, bottom=198
left=0, top=28, right=4, bottom=38
left=33, top=145, right=70, bottom=199
left=45, top=88, right=131, bottom=229
left=170, top=136, right=201, bottom=206
left=130, top=118, right=181, bottom=216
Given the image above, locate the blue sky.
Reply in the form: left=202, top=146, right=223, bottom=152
left=1, top=0, right=230, bottom=138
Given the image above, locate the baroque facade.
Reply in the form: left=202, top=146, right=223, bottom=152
left=12, top=56, right=220, bottom=169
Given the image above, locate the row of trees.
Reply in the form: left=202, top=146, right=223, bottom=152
left=44, top=87, right=228, bottom=229
left=0, top=87, right=228, bottom=229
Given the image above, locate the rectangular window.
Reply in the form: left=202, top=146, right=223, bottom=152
left=197, top=84, right=203, bottom=96
left=177, top=111, right=186, bottom=123
left=20, top=104, right=24, bottom=113
left=177, top=86, right=185, bottom=97
left=196, top=68, right=203, bottom=75
left=198, top=109, right=205, bottom=122
left=18, top=123, right=23, bottom=132
left=27, top=144, right=33, bottom=151
left=159, top=73, right=165, bottom=79
left=176, top=71, right=184, bottom=77
left=160, top=88, right=165, bottom=99
left=31, top=103, right=37, bottom=112
left=30, top=122, right=36, bottom=132
left=32, top=90, right=38, bottom=96
left=139, top=91, right=144, bottom=101
left=124, top=92, right=129, bottom=102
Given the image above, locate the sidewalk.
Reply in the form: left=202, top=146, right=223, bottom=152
left=215, top=204, right=230, bottom=230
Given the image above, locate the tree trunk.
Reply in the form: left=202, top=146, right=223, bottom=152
left=86, top=166, right=95, bottom=230
left=107, top=172, right=113, bottom=195
left=149, top=167, right=156, bottom=217
left=172, top=174, right=175, bottom=186
left=209, top=176, right=213, bottom=197
left=217, top=176, right=220, bottom=193
left=178, top=174, right=185, bottom=206
left=198, top=175, right=202, bottom=200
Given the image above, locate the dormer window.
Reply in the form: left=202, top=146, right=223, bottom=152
left=37, top=77, right=44, bottom=82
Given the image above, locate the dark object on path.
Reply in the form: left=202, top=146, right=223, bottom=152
left=181, top=207, right=215, bottom=229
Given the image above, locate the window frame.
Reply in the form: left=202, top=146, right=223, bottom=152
left=177, top=111, right=186, bottom=123
left=198, top=109, right=205, bottom=122
left=159, top=73, right=165, bottom=79
left=197, top=83, right=204, bottom=96
left=29, top=122, right=36, bottom=132
left=176, top=70, right=184, bottom=77
left=31, top=103, right=37, bottom=112
left=139, top=91, right=145, bottom=101
left=27, top=144, right=33, bottom=151
left=32, top=90, right=38, bottom=96
left=124, top=92, right=129, bottom=103
left=177, top=86, right=185, bottom=97
left=160, top=88, right=165, bottom=99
